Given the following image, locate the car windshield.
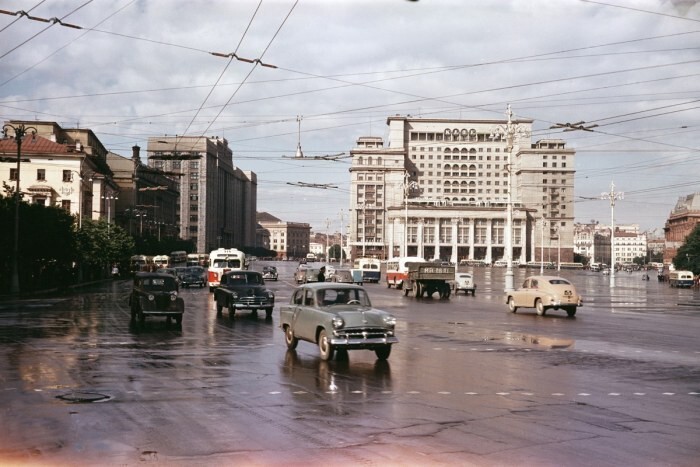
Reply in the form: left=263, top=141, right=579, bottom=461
left=141, top=277, right=176, bottom=291
left=213, top=259, right=241, bottom=268
left=317, top=288, right=371, bottom=307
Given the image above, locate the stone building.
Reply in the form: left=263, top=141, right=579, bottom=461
left=348, top=114, right=576, bottom=263
left=147, top=136, right=257, bottom=253
left=257, top=212, right=311, bottom=259
left=664, top=192, right=700, bottom=264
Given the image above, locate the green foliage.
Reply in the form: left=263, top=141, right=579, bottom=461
left=75, top=219, right=135, bottom=269
left=328, top=243, right=347, bottom=261
left=673, top=223, right=700, bottom=274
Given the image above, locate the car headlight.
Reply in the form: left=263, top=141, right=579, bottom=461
left=332, top=317, right=344, bottom=329
left=267, top=291, right=275, bottom=299
left=170, top=293, right=177, bottom=301
left=148, top=294, right=155, bottom=301
left=231, top=292, right=238, bottom=299
left=383, top=316, right=397, bottom=327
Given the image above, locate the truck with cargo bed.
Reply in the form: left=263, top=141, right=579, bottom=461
left=402, top=262, right=455, bottom=299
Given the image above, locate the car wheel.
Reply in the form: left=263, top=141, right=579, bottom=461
left=335, top=349, right=349, bottom=361
left=130, top=305, right=137, bottom=321
left=265, top=308, right=273, bottom=320
left=318, top=329, right=334, bottom=361
left=216, top=300, right=223, bottom=315
left=565, top=306, right=577, bottom=317
left=386, top=282, right=391, bottom=289
left=138, top=311, right=146, bottom=324
left=535, top=299, right=546, bottom=316
left=375, top=345, right=391, bottom=360
left=175, top=315, right=182, bottom=325
left=284, top=325, right=298, bottom=350
left=508, top=297, right=517, bottom=313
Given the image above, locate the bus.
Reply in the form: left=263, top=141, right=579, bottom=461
left=153, top=255, right=170, bottom=268
left=207, top=248, right=246, bottom=291
left=669, top=270, right=694, bottom=288
left=353, top=258, right=381, bottom=283
left=187, top=253, right=209, bottom=267
left=169, top=250, right=187, bottom=265
left=306, top=253, right=316, bottom=263
left=385, top=256, right=426, bottom=289
left=129, top=255, right=150, bottom=274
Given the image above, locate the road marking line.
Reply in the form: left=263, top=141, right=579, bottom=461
left=464, top=392, right=478, bottom=395
left=438, top=391, right=451, bottom=395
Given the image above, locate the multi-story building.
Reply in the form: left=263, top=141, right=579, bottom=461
left=573, top=222, right=597, bottom=260
left=257, top=212, right=311, bottom=259
left=664, top=192, right=700, bottom=264
left=1, top=120, right=116, bottom=225
left=147, top=136, right=257, bottom=253
left=107, top=146, right=180, bottom=239
left=348, top=115, right=576, bottom=263
left=614, top=230, right=647, bottom=264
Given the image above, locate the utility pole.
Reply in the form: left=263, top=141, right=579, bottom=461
left=601, top=181, right=624, bottom=288
left=339, top=209, right=346, bottom=267
left=3, top=123, right=36, bottom=295
left=490, top=105, right=529, bottom=292
left=325, top=217, right=330, bottom=262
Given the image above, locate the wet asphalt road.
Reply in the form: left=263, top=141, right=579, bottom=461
left=1, top=263, right=699, bottom=466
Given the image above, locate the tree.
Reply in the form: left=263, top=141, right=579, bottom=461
left=75, top=219, right=135, bottom=279
left=673, top=223, right=700, bottom=274
left=328, top=243, right=347, bottom=261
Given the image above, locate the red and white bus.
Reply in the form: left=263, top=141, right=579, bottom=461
left=207, top=248, right=245, bottom=291
left=385, top=256, right=425, bottom=289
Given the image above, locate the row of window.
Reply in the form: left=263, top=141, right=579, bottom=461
left=153, top=160, right=200, bottom=170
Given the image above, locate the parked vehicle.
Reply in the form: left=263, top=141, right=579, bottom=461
left=213, top=270, right=275, bottom=319
left=208, top=248, right=246, bottom=291
left=669, top=270, right=694, bottom=288
left=402, top=261, right=455, bottom=298
left=128, top=272, right=184, bottom=325
left=452, top=272, right=476, bottom=295
left=129, top=255, right=150, bottom=274
left=506, top=275, right=582, bottom=317
left=169, top=250, right=187, bottom=266
left=279, top=283, right=398, bottom=361
left=294, top=265, right=309, bottom=284
left=262, top=266, right=279, bottom=281
left=385, top=256, right=426, bottom=289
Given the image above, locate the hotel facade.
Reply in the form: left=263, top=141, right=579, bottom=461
left=348, top=115, right=576, bottom=264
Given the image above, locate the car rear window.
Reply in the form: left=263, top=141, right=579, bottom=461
left=548, top=279, right=571, bottom=285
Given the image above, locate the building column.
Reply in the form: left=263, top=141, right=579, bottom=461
left=469, top=218, right=475, bottom=260
left=485, top=219, right=493, bottom=264
left=450, top=218, right=459, bottom=264
left=433, top=218, right=440, bottom=260
left=417, top=219, right=424, bottom=259
left=388, top=219, right=395, bottom=260
left=518, top=220, right=527, bottom=264
left=530, top=221, right=536, bottom=263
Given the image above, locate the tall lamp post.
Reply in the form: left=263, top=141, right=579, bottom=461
left=3, top=123, right=36, bottom=294
left=102, top=192, right=118, bottom=234
left=401, top=171, right=418, bottom=258
left=490, top=105, right=529, bottom=293
left=601, top=181, right=624, bottom=288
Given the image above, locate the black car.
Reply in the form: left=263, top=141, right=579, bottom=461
left=262, top=266, right=278, bottom=281
left=176, top=266, right=206, bottom=288
left=213, top=270, right=275, bottom=319
left=128, top=272, right=185, bottom=325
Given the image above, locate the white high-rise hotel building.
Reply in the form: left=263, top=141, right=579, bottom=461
left=349, top=115, right=575, bottom=263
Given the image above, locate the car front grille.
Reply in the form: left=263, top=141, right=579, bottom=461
left=337, top=327, right=390, bottom=339
left=237, top=296, right=269, bottom=306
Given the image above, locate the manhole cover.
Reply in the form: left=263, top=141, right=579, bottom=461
left=56, top=392, right=112, bottom=403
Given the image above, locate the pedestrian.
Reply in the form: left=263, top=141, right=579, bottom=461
left=111, top=264, right=119, bottom=278
left=318, top=266, right=326, bottom=282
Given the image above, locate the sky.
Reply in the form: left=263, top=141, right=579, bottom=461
left=1, top=0, right=699, bottom=235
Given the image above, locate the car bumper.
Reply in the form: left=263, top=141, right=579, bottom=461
left=330, top=335, right=399, bottom=347
left=230, top=301, right=274, bottom=309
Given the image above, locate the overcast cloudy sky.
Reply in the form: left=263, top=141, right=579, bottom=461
left=1, top=0, right=698, bottom=234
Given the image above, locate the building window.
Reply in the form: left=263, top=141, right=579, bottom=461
left=37, top=169, right=46, bottom=181
left=62, top=170, right=72, bottom=182
left=61, top=200, right=71, bottom=211
left=190, top=183, right=198, bottom=191
left=173, top=161, right=182, bottom=169
left=190, top=172, right=199, bottom=180
left=190, top=194, right=199, bottom=201
left=190, top=215, right=198, bottom=222
left=189, top=160, right=199, bottom=169
left=9, top=168, right=17, bottom=181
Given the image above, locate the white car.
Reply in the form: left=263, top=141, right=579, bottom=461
left=453, top=273, right=476, bottom=295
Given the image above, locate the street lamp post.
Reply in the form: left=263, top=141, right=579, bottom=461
left=401, top=171, right=418, bottom=258
left=601, top=181, right=624, bottom=288
left=3, top=123, right=36, bottom=294
left=102, top=192, right=118, bottom=234
left=339, top=209, right=346, bottom=267
left=490, top=105, right=529, bottom=293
